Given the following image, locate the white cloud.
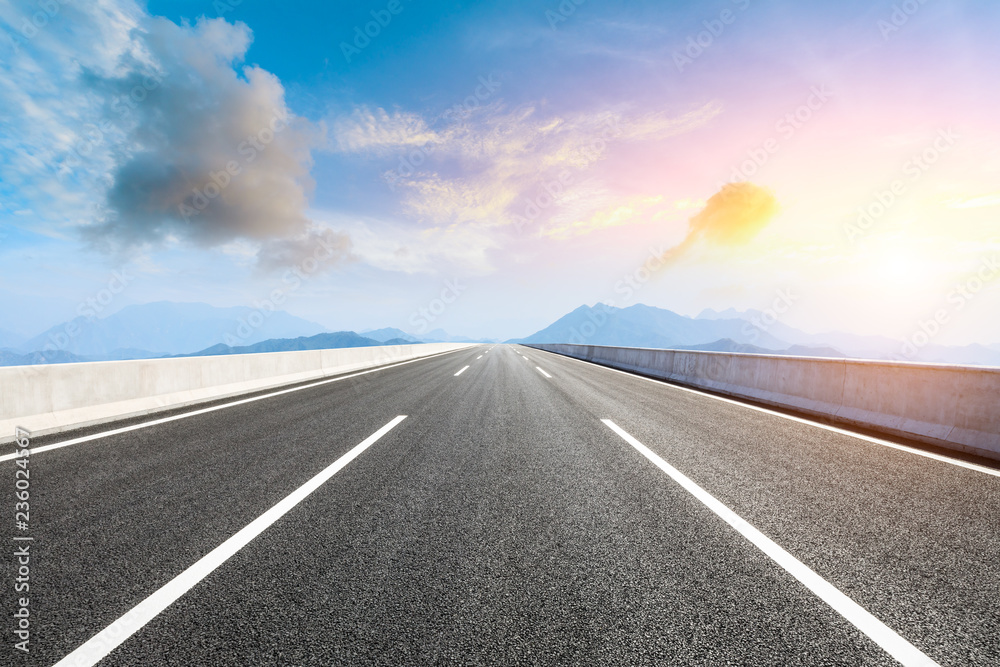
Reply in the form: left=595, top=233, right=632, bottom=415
left=0, top=1, right=144, bottom=224
left=331, top=107, right=443, bottom=153
left=0, top=0, right=344, bottom=272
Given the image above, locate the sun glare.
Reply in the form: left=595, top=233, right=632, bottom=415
left=879, top=252, right=922, bottom=285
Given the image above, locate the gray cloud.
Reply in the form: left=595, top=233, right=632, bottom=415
left=79, top=15, right=336, bottom=268
left=255, top=227, right=355, bottom=275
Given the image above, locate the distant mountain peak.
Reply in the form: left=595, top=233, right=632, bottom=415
left=514, top=302, right=1000, bottom=367
left=361, top=327, right=420, bottom=343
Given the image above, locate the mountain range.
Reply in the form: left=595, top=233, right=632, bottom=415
left=18, top=302, right=327, bottom=358
left=185, top=332, right=414, bottom=357
left=0, top=302, right=492, bottom=366
left=511, top=303, right=1000, bottom=367
left=4, top=300, right=998, bottom=368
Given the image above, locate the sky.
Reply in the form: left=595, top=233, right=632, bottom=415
left=1, top=0, right=998, bottom=345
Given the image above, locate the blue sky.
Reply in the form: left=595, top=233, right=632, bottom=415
left=1, top=0, right=998, bottom=346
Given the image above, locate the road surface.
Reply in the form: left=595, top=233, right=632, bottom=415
left=4, top=345, right=999, bottom=666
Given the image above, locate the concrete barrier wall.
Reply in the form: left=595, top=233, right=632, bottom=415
left=526, top=343, right=1000, bottom=461
left=0, top=343, right=475, bottom=442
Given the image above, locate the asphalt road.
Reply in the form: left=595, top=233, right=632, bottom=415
left=3, top=344, right=999, bottom=666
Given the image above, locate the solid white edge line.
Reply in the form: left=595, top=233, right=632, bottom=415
left=533, top=348, right=1000, bottom=478
left=601, top=419, right=940, bottom=667
left=535, top=366, right=552, bottom=378
left=52, top=415, right=407, bottom=667
left=0, top=348, right=468, bottom=464
left=454, top=365, right=470, bottom=376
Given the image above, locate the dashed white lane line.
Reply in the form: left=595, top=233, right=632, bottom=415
left=535, top=348, right=1000, bottom=479
left=454, top=365, right=470, bottom=376
left=53, top=415, right=408, bottom=667
left=535, top=366, right=552, bottom=378
left=602, top=419, right=940, bottom=667
left=477, top=355, right=483, bottom=360
left=0, top=348, right=468, bottom=464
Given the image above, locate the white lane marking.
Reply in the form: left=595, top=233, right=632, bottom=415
left=53, top=415, right=407, bottom=667
left=535, top=366, right=552, bottom=378
left=602, top=419, right=940, bottom=667
left=535, top=349, right=1000, bottom=478
left=0, top=349, right=465, bottom=464
left=477, top=355, right=483, bottom=360
left=454, top=365, right=470, bottom=376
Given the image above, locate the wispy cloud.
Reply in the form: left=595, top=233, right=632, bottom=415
left=332, top=100, right=722, bottom=239
left=0, top=0, right=146, bottom=226
left=946, top=192, right=1000, bottom=209
left=541, top=195, right=667, bottom=240
left=331, top=107, right=443, bottom=153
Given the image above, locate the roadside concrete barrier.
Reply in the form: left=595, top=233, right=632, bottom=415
left=0, top=343, right=475, bottom=443
left=526, top=343, right=1000, bottom=461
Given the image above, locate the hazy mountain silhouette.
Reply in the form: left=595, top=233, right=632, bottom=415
left=20, top=301, right=327, bottom=357
left=182, top=332, right=421, bottom=357
left=516, top=303, right=1000, bottom=365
